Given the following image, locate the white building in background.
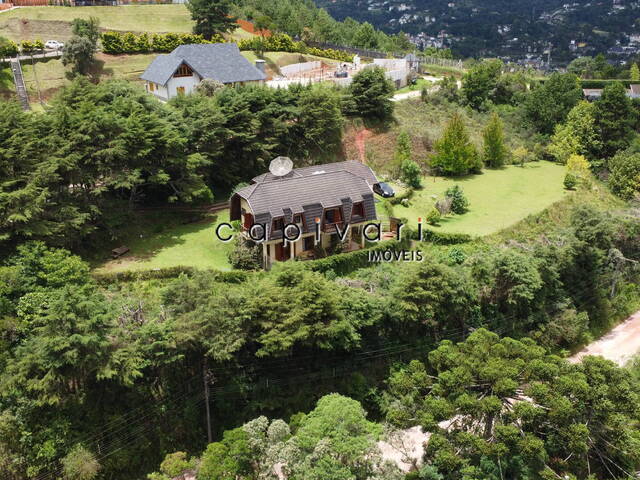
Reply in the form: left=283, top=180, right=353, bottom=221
left=141, top=43, right=266, bottom=101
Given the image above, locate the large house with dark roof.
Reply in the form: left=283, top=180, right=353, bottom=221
left=230, top=161, right=380, bottom=267
left=141, top=43, right=266, bottom=100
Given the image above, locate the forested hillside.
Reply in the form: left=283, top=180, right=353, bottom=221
left=2, top=8, right=640, bottom=478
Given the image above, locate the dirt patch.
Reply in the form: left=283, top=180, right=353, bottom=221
left=569, top=310, right=640, bottom=366
left=354, top=127, right=372, bottom=163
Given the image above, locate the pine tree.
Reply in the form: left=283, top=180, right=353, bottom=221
left=432, top=113, right=481, bottom=176
left=482, top=112, right=507, bottom=168
left=187, top=0, right=238, bottom=39
left=630, top=63, right=640, bottom=82
left=594, top=82, right=635, bottom=158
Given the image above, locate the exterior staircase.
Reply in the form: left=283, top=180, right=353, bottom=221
left=10, top=58, right=30, bottom=111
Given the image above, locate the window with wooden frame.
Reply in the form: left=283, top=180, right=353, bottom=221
left=176, top=86, right=186, bottom=96
left=174, top=63, right=193, bottom=77
left=324, top=208, right=342, bottom=224
left=273, top=217, right=284, bottom=232
left=148, top=82, right=155, bottom=92
left=352, top=202, right=365, bottom=218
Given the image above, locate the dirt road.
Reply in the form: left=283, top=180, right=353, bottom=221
left=569, top=310, right=640, bottom=366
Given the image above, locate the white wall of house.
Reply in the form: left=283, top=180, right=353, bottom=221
left=166, top=73, right=201, bottom=98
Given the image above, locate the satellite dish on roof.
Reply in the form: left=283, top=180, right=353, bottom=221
left=269, top=156, right=293, bottom=177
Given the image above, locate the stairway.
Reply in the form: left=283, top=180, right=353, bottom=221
left=10, top=58, right=30, bottom=111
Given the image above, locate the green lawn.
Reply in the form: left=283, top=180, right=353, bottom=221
left=1, top=53, right=157, bottom=101
left=395, top=77, right=429, bottom=94
left=0, top=5, right=253, bottom=42
left=95, top=210, right=233, bottom=273
left=0, top=5, right=193, bottom=35
left=390, top=162, right=568, bottom=236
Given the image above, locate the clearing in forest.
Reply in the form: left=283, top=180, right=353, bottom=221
left=390, top=162, right=567, bottom=236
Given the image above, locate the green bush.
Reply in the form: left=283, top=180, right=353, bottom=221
left=389, top=188, right=414, bottom=205
left=444, top=185, right=469, bottom=214
left=309, top=240, right=408, bottom=276
left=420, top=229, right=472, bottom=244
left=100, top=31, right=223, bottom=54
left=563, top=172, right=578, bottom=190
left=425, top=207, right=441, bottom=225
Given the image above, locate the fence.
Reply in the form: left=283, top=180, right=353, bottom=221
left=280, top=60, right=322, bottom=77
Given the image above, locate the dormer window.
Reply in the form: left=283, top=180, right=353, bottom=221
left=174, top=64, right=193, bottom=77
left=273, top=217, right=284, bottom=231
left=324, top=208, right=342, bottom=224
left=352, top=202, right=365, bottom=218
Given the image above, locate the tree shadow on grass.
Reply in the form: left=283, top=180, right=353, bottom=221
left=97, top=213, right=225, bottom=268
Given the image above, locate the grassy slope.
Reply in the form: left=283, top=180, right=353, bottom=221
left=95, top=210, right=233, bottom=273
left=0, top=5, right=193, bottom=38
left=390, top=162, right=567, bottom=236
left=345, top=98, right=538, bottom=176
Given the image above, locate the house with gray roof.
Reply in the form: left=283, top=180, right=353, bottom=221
left=141, top=43, right=266, bottom=100
left=230, top=160, right=381, bottom=267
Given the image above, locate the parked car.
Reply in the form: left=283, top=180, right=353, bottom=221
left=373, top=182, right=395, bottom=198
left=44, top=40, right=64, bottom=50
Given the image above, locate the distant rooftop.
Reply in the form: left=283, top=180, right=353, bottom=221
left=140, top=43, right=266, bottom=86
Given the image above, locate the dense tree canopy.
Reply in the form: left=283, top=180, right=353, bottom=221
left=383, top=329, right=640, bottom=480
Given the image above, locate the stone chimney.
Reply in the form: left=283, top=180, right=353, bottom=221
left=255, top=59, right=266, bottom=75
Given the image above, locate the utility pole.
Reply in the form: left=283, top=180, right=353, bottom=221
left=203, top=357, right=213, bottom=444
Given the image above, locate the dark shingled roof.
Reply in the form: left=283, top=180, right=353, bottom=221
left=140, top=43, right=266, bottom=86
left=234, top=161, right=378, bottom=217
left=236, top=170, right=375, bottom=217
left=251, top=160, right=379, bottom=186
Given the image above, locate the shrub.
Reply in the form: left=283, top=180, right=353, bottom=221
left=447, top=247, right=467, bottom=264
left=563, top=173, right=577, bottom=190
left=420, top=229, right=472, bottom=244
left=309, top=240, right=408, bottom=276
left=609, top=151, right=640, bottom=200
left=389, top=188, right=414, bottom=206
left=425, top=207, right=441, bottom=225
left=444, top=185, right=469, bottom=214
left=401, top=159, right=422, bottom=188
left=227, top=237, right=262, bottom=270
left=512, top=146, right=532, bottom=167
left=0, top=37, right=19, bottom=58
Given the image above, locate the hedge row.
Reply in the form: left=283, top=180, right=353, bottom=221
left=579, top=79, right=636, bottom=89
left=92, top=266, right=249, bottom=284
left=308, top=239, right=409, bottom=276
left=100, top=31, right=354, bottom=62
left=100, top=31, right=225, bottom=54
left=237, top=34, right=353, bottom=62
left=418, top=229, right=472, bottom=245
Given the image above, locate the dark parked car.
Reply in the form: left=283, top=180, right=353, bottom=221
left=373, top=182, right=395, bottom=198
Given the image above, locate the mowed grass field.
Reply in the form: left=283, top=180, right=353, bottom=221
left=95, top=210, right=234, bottom=273
left=391, top=162, right=568, bottom=236
left=0, top=5, right=193, bottom=39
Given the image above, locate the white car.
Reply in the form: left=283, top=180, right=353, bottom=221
left=44, top=40, right=64, bottom=50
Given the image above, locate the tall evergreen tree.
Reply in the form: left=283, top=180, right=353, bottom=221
left=482, top=112, right=508, bottom=168
left=432, top=113, right=481, bottom=175
left=345, top=66, right=394, bottom=121
left=594, top=82, right=635, bottom=158
left=187, top=0, right=238, bottom=39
